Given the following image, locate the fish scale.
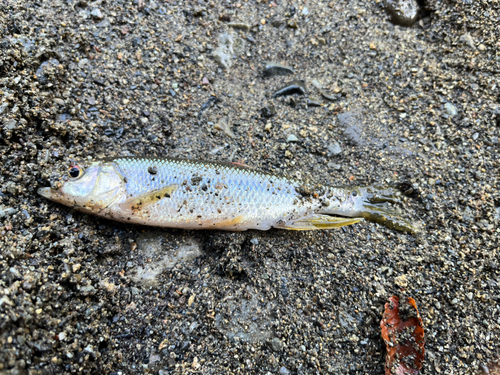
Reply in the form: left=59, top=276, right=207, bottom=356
left=38, top=157, right=416, bottom=232
left=111, top=157, right=312, bottom=230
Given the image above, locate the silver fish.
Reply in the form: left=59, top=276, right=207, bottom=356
left=38, top=157, right=415, bottom=232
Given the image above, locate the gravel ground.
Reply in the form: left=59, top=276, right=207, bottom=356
left=1, top=0, right=499, bottom=374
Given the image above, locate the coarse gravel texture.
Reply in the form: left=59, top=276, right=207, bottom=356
left=1, top=0, right=499, bottom=374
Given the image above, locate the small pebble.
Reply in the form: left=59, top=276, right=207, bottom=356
left=91, top=8, right=104, bottom=20
left=228, top=22, right=251, bottom=32
left=460, top=33, right=475, bottom=48
left=445, top=103, right=458, bottom=117
left=327, top=142, right=342, bottom=156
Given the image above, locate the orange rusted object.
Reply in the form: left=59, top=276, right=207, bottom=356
left=381, top=296, right=425, bottom=375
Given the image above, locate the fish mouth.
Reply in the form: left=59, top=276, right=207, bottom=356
left=38, top=187, right=57, bottom=200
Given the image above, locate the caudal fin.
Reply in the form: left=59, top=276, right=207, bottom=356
left=358, top=185, right=417, bottom=233
left=327, top=185, right=418, bottom=233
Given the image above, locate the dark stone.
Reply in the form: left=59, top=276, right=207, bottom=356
left=93, top=77, right=106, bottom=86
left=306, top=97, right=322, bottom=107
left=198, top=96, right=220, bottom=119
left=273, top=80, right=307, bottom=98
left=261, top=103, right=276, bottom=117
left=263, top=62, right=294, bottom=77
left=384, top=0, right=420, bottom=26
left=35, top=59, right=60, bottom=84
left=338, top=112, right=364, bottom=146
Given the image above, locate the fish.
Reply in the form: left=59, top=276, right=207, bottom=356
left=38, top=157, right=416, bottom=232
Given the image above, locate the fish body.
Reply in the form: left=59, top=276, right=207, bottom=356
left=38, top=157, right=414, bottom=232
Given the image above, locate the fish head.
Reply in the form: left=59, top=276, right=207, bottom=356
left=38, top=161, right=127, bottom=213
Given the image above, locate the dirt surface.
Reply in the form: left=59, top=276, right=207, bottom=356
left=1, top=0, right=499, bottom=374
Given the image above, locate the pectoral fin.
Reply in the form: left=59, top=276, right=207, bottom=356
left=280, top=214, right=363, bottom=231
left=121, top=184, right=178, bottom=209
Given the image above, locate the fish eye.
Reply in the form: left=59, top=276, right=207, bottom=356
left=68, top=165, right=83, bottom=179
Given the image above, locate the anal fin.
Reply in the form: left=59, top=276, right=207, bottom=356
left=280, top=214, right=363, bottom=231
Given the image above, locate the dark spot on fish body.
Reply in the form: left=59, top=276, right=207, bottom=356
left=191, top=176, right=202, bottom=185
left=296, top=186, right=312, bottom=197
left=201, top=184, right=208, bottom=191
left=316, top=186, right=326, bottom=196
left=148, top=166, right=158, bottom=174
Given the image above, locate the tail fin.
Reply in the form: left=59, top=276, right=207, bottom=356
left=326, top=185, right=417, bottom=233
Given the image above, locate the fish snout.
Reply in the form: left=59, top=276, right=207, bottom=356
left=38, top=187, right=53, bottom=199
left=38, top=187, right=63, bottom=202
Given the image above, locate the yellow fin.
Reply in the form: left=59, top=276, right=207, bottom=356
left=122, top=184, right=178, bottom=209
left=281, top=215, right=363, bottom=231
